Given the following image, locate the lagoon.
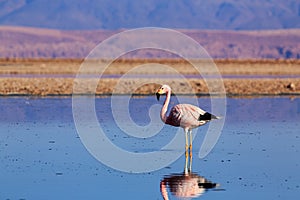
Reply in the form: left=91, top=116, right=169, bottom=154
left=0, top=96, right=299, bottom=199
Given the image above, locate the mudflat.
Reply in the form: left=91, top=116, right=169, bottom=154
left=0, top=59, right=299, bottom=96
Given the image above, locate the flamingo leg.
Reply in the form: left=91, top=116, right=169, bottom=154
left=184, top=150, right=188, bottom=174
left=185, top=128, right=189, bottom=152
left=189, top=130, right=193, bottom=155
left=184, top=128, right=189, bottom=174
left=189, top=130, right=193, bottom=172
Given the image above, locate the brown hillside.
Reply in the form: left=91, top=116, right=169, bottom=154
left=0, top=26, right=300, bottom=59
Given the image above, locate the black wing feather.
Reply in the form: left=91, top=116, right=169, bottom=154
left=198, top=112, right=218, bottom=121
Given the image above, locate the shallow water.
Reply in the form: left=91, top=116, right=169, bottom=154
left=0, top=96, right=299, bottom=199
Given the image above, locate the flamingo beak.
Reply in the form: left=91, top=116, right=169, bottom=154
left=156, top=88, right=163, bottom=101
left=156, top=92, right=160, bottom=101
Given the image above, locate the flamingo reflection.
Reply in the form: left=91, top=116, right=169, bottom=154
left=160, top=150, right=219, bottom=199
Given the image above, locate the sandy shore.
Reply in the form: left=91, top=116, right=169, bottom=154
left=0, top=59, right=299, bottom=96
left=0, top=77, right=299, bottom=96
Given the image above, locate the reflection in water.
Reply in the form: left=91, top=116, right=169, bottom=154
left=160, top=150, right=219, bottom=199
left=160, top=172, right=218, bottom=199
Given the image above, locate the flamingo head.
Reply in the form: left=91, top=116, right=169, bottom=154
left=156, top=84, right=171, bottom=101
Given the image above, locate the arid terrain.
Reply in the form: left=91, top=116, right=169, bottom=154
left=1, top=26, right=300, bottom=59
left=1, top=26, right=300, bottom=97
left=0, top=59, right=299, bottom=96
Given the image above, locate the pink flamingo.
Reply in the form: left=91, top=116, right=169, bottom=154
left=156, top=84, right=219, bottom=171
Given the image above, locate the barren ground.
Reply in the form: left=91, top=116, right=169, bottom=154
left=0, top=59, right=299, bottom=96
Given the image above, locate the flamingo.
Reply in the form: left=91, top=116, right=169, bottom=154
left=156, top=84, right=219, bottom=171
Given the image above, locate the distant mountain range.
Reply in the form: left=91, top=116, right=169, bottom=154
left=0, top=0, right=299, bottom=30
left=1, top=26, right=300, bottom=59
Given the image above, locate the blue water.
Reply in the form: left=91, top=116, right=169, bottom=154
left=0, top=96, right=300, bottom=199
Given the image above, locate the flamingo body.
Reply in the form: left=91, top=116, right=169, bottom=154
left=166, top=104, right=215, bottom=129
left=156, top=84, right=219, bottom=172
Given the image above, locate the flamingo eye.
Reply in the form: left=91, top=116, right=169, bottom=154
left=161, top=87, right=164, bottom=90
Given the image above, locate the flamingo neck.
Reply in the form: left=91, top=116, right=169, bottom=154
left=161, top=90, right=171, bottom=123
